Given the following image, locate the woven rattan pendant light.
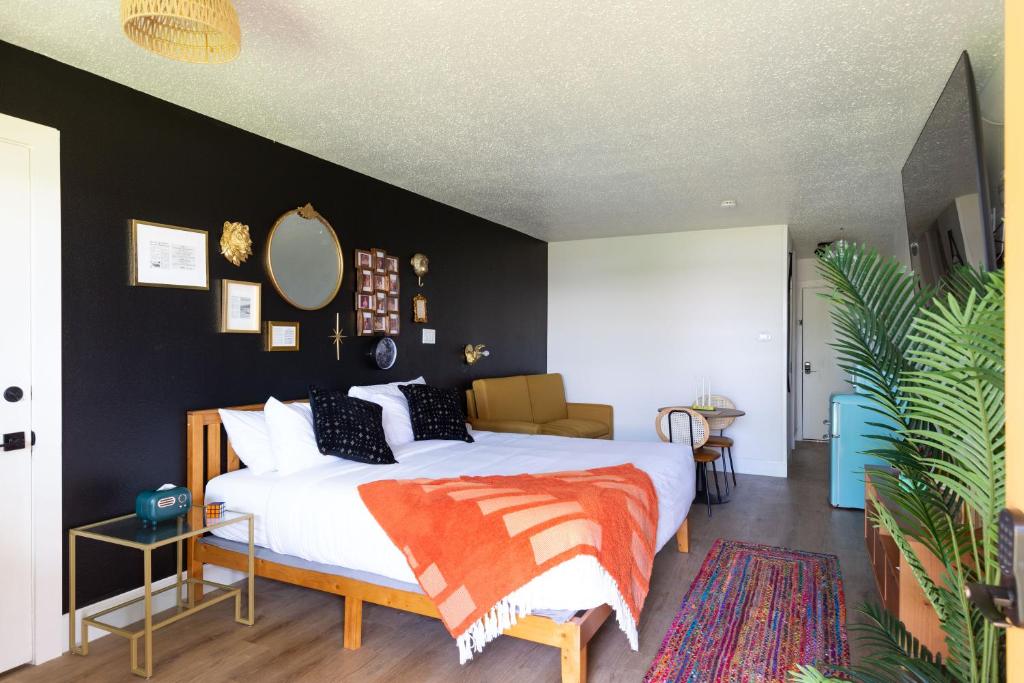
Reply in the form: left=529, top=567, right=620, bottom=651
left=122, top=0, right=241, bottom=64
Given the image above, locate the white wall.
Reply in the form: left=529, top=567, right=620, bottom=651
left=548, top=225, right=790, bottom=478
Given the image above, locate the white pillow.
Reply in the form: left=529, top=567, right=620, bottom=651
left=348, top=377, right=425, bottom=448
left=218, top=409, right=276, bottom=475
left=264, top=397, right=330, bottom=475
left=348, top=377, right=425, bottom=398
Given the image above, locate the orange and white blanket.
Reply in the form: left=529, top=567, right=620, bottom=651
left=358, top=464, right=658, bottom=662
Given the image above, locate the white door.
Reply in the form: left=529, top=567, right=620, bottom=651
left=801, top=285, right=849, bottom=440
left=0, top=131, right=35, bottom=671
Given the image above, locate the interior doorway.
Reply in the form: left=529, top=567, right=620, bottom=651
left=800, top=284, right=850, bottom=440
left=0, top=113, right=62, bottom=671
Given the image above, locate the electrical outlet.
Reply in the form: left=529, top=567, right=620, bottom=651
left=422, top=328, right=436, bottom=344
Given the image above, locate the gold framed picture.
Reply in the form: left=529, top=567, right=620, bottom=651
left=264, top=321, right=300, bottom=351
left=129, top=219, right=209, bottom=289
left=387, top=312, right=400, bottom=336
left=412, top=294, right=428, bottom=323
left=373, top=315, right=387, bottom=333
left=220, top=279, right=261, bottom=333
left=372, top=248, right=387, bottom=273
left=387, top=272, right=399, bottom=295
left=355, top=293, right=373, bottom=310
left=354, top=249, right=373, bottom=269
left=386, top=296, right=399, bottom=313
left=358, top=269, right=374, bottom=294
left=357, top=310, right=375, bottom=336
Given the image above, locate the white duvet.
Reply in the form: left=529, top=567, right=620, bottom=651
left=207, top=429, right=694, bottom=633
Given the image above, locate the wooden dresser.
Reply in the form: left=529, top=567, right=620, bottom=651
left=863, top=466, right=947, bottom=657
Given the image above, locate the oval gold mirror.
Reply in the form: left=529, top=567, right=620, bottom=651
left=265, top=203, right=343, bottom=310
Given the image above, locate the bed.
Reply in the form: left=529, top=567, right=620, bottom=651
left=186, top=402, right=694, bottom=683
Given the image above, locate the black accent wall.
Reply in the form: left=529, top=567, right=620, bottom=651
left=0, top=41, right=547, bottom=609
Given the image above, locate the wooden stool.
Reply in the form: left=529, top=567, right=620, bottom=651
left=706, top=395, right=738, bottom=489
left=692, top=447, right=724, bottom=518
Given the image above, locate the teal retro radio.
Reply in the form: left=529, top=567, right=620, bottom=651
left=135, top=484, right=191, bottom=527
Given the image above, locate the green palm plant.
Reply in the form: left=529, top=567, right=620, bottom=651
left=788, top=244, right=1005, bottom=683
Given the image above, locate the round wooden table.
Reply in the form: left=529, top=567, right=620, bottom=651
left=657, top=405, right=746, bottom=505
left=658, top=406, right=746, bottom=419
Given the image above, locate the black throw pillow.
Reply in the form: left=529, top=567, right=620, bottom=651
left=308, top=386, right=396, bottom=464
left=398, top=384, right=475, bottom=443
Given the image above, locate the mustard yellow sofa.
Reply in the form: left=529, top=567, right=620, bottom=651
left=465, top=373, right=613, bottom=439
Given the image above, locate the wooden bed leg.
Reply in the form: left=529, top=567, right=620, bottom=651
left=560, top=627, right=586, bottom=683
left=676, top=517, right=690, bottom=553
left=343, top=596, right=363, bottom=650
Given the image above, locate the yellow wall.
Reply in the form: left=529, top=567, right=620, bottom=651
left=1007, top=0, right=1022, bottom=677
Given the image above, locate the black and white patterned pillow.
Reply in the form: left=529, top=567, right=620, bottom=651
left=398, top=384, right=475, bottom=443
left=308, top=386, right=396, bottom=464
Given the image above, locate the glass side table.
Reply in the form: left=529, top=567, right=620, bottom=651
left=69, top=506, right=254, bottom=678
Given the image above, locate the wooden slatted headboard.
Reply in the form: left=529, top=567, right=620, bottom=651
left=185, top=400, right=309, bottom=505
left=186, top=404, right=255, bottom=506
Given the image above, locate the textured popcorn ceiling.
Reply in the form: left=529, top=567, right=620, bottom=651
left=0, top=1, right=1003, bottom=253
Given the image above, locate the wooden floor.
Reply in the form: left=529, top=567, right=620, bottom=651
left=3, top=441, right=874, bottom=682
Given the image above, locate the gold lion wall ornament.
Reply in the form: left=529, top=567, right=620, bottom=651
left=220, top=221, right=253, bottom=266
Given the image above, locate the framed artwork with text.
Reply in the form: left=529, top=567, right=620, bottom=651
left=129, top=220, right=209, bottom=289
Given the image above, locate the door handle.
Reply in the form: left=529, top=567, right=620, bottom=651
left=3, top=386, right=23, bottom=402
left=2, top=432, right=26, bottom=452
left=804, top=362, right=813, bottom=374
left=966, top=508, right=1024, bottom=627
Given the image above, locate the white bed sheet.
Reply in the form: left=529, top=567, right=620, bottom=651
left=206, top=430, right=694, bottom=612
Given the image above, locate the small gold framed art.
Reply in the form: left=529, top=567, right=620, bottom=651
left=372, top=315, right=387, bottom=333
left=387, top=312, right=400, bottom=336
left=354, top=249, right=373, bottom=270
left=386, top=296, right=399, bottom=313
left=355, top=293, right=373, bottom=310
left=220, top=279, right=261, bottom=333
left=264, top=321, right=300, bottom=351
left=129, top=219, right=209, bottom=290
left=357, top=310, right=375, bottom=336
left=372, top=248, right=387, bottom=273
left=412, top=294, right=428, bottom=323
left=358, top=269, right=374, bottom=294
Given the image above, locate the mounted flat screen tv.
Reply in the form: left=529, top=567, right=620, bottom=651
left=901, top=51, right=995, bottom=286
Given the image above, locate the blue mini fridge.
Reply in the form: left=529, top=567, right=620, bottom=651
left=828, top=393, right=890, bottom=509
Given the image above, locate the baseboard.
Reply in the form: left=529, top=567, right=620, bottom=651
left=734, top=460, right=787, bottom=478
left=61, top=564, right=246, bottom=653
left=205, top=564, right=247, bottom=585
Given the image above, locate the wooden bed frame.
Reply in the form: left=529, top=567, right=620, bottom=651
left=186, top=403, right=690, bottom=683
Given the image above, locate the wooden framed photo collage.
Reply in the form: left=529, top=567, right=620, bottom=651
left=354, top=248, right=400, bottom=336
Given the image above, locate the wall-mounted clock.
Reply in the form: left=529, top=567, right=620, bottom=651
left=372, top=337, right=398, bottom=370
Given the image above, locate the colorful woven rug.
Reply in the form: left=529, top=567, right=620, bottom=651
left=644, top=539, right=849, bottom=682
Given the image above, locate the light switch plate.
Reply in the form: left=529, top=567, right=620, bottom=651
left=422, top=328, right=436, bottom=344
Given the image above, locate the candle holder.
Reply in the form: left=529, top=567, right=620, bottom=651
left=692, top=376, right=714, bottom=411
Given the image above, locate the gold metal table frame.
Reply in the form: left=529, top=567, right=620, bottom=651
left=69, top=507, right=254, bottom=678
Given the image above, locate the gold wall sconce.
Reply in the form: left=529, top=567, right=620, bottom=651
left=464, top=344, right=490, bottom=365
left=410, top=253, right=429, bottom=286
